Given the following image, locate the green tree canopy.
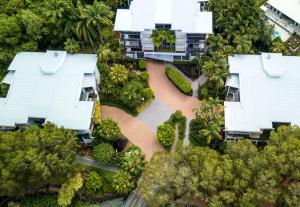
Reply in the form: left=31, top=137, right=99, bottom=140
left=92, top=143, right=115, bottom=165
left=140, top=151, right=198, bottom=206
left=85, top=171, right=103, bottom=195
left=0, top=122, right=78, bottom=196
left=93, top=118, right=122, bottom=143
left=156, top=123, right=176, bottom=149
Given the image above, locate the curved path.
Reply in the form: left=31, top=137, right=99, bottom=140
left=147, top=61, right=199, bottom=119
left=101, top=61, right=200, bottom=160
left=101, top=106, right=163, bottom=160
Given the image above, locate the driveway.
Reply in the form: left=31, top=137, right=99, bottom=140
left=101, top=106, right=163, bottom=160
left=147, top=61, right=199, bottom=119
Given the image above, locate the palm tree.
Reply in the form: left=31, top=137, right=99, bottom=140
left=76, top=1, right=114, bottom=50
left=97, top=44, right=112, bottom=66
left=45, top=0, right=78, bottom=38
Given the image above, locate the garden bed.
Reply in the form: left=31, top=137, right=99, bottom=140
left=165, top=65, right=192, bottom=96
left=173, top=60, right=200, bottom=80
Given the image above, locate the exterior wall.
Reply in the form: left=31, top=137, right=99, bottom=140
left=264, top=3, right=300, bottom=35
left=120, top=30, right=208, bottom=61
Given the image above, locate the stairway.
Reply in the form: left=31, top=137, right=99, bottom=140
left=124, top=191, right=147, bottom=207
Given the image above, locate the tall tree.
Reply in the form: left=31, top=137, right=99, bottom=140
left=140, top=151, right=198, bottom=206
left=0, top=123, right=79, bottom=196
left=76, top=1, right=114, bottom=49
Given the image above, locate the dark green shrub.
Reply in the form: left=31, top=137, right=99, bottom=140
left=198, top=85, right=209, bottom=100
left=93, top=119, right=122, bottom=143
left=138, top=60, right=147, bottom=70
left=85, top=171, right=103, bottom=195
left=92, top=143, right=115, bottom=165
left=139, top=71, right=149, bottom=85
left=164, top=110, right=186, bottom=140
left=18, top=195, right=59, bottom=207
left=112, top=171, right=136, bottom=194
left=121, top=146, right=146, bottom=178
left=156, top=123, right=176, bottom=149
left=165, top=65, right=192, bottom=95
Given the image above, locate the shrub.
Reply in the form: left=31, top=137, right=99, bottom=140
left=164, top=110, right=186, bottom=140
left=112, top=171, right=136, bottom=194
left=18, top=195, right=59, bottom=207
left=156, top=124, right=176, bottom=149
left=64, top=38, right=80, bottom=54
left=93, top=119, right=122, bottom=143
left=139, top=71, right=149, bottom=84
left=92, top=101, right=101, bottom=123
left=198, top=85, right=209, bottom=100
left=92, top=143, right=115, bottom=165
left=120, top=80, right=146, bottom=108
left=58, top=173, right=83, bottom=207
left=85, top=171, right=103, bottom=195
left=121, top=146, right=146, bottom=178
left=138, top=60, right=147, bottom=70
left=165, top=65, right=192, bottom=95
left=109, top=64, right=129, bottom=85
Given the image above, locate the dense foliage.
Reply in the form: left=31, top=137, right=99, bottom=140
left=198, top=0, right=273, bottom=98
left=141, top=125, right=300, bottom=207
left=156, top=123, right=176, bottom=149
left=0, top=0, right=116, bottom=82
left=151, top=29, right=176, bottom=50
left=92, top=143, right=116, bottom=165
left=0, top=123, right=78, bottom=196
left=120, top=146, right=146, bottom=178
left=93, top=118, right=122, bottom=143
left=99, top=62, right=153, bottom=114
left=189, top=98, right=224, bottom=148
left=84, top=171, right=103, bottom=195
left=112, top=171, right=136, bottom=194
left=58, top=173, right=83, bottom=207
left=164, top=110, right=187, bottom=140
left=166, top=65, right=193, bottom=95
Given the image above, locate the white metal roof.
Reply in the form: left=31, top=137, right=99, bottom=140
left=266, top=0, right=300, bottom=24
left=0, top=51, right=98, bottom=131
left=114, top=0, right=213, bottom=33
left=225, top=53, right=300, bottom=133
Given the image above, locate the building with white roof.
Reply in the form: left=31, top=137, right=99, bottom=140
left=261, top=0, right=300, bottom=41
left=224, top=53, right=300, bottom=141
left=0, top=51, right=99, bottom=137
left=114, top=0, right=213, bottom=62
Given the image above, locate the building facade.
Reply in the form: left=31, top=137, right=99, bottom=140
left=261, top=0, right=300, bottom=41
left=114, top=0, right=213, bottom=62
left=224, top=53, right=300, bottom=142
left=0, top=51, right=99, bottom=142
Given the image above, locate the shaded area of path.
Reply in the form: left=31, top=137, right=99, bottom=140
left=76, top=155, right=119, bottom=172
left=147, top=61, right=199, bottom=119
left=101, top=106, right=163, bottom=161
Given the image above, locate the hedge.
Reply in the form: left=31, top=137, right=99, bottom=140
left=165, top=65, right=192, bottom=95
left=164, top=110, right=187, bottom=140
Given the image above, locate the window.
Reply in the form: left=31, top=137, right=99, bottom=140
left=155, top=24, right=171, bottom=30
left=199, top=1, right=205, bottom=11
left=272, top=122, right=290, bottom=129
left=27, top=117, right=46, bottom=127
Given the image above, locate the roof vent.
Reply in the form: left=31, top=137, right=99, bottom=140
left=40, top=50, right=67, bottom=74
left=261, top=53, right=286, bottom=78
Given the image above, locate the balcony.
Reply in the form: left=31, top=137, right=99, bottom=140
left=80, top=87, right=97, bottom=101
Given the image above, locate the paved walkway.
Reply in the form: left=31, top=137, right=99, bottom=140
left=147, top=61, right=199, bottom=119
left=101, top=106, right=163, bottom=161
left=101, top=61, right=200, bottom=160
left=76, top=156, right=119, bottom=172
left=138, top=99, right=173, bottom=132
